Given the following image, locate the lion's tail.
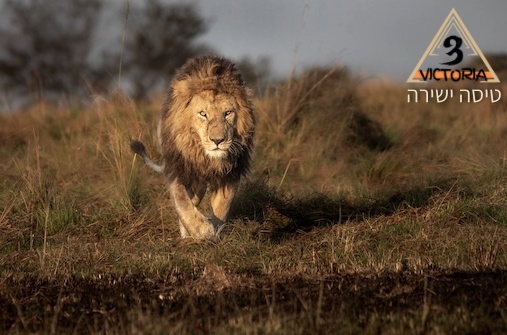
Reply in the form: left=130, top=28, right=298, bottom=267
left=130, top=140, right=165, bottom=174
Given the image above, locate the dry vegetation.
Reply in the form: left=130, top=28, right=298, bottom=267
left=1, top=70, right=507, bottom=334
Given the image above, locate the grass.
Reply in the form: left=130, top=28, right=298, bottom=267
left=0, top=71, right=507, bottom=333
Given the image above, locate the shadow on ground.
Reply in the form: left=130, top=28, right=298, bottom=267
left=232, top=177, right=459, bottom=241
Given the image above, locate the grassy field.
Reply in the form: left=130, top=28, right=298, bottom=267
left=1, top=69, right=507, bottom=334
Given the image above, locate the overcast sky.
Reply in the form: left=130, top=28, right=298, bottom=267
left=183, top=0, right=507, bottom=82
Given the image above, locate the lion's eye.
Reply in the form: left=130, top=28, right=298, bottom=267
left=198, top=111, right=207, bottom=118
left=224, top=110, right=234, bottom=117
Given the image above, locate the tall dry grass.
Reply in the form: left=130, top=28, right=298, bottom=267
left=1, top=71, right=507, bottom=334
left=0, top=69, right=506, bottom=279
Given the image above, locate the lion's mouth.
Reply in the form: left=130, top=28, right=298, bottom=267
left=206, top=148, right=228, bottom=159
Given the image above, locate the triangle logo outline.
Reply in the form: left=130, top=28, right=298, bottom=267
left=407, top=8, right=499, bottom=84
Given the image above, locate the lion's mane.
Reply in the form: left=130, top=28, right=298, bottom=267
left=158, top=56, right=255, bottom=188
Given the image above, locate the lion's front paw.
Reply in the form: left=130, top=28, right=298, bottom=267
left=194, top=219, right=215, bottom=239
left=181, top=215, right=215, bottom=239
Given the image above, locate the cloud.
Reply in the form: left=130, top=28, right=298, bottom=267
left=197, top=0, right=507, bottom=80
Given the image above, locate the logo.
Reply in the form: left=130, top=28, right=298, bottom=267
left=407, top=8, right=499, bottom=84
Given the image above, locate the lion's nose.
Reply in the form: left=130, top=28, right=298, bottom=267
left=210, top=136, right=225, bottom=146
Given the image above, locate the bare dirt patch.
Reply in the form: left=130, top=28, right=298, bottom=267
left=1, top=270, right=506, bottom=334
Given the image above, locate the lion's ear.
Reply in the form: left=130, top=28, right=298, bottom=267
left=171, top=79, right=195, bottom=111
left=172, top=80, right=191, bottom=99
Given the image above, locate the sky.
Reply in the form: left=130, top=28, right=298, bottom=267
left=185, top=0, right=507, bottom=82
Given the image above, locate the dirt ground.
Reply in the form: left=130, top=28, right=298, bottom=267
left=1, top=270, right=506, bottom=334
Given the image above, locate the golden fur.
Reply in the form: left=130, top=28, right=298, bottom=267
left=131, top=56, right=255, bottom=238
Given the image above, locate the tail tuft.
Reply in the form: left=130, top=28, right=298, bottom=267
left=130, top=140, right=147, bottom=157
left=130, top=139, right=165, bottom=174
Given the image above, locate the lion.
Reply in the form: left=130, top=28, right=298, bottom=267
left=130, top=56, right=255, bottom=239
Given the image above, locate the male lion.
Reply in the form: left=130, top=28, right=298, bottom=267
left=130, top=56, right=255, bottom=239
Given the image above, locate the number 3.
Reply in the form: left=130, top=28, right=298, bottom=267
left=440, top=35, right=463, bottom=66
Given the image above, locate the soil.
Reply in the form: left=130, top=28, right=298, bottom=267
left=1, top=270, right=506, bottom=333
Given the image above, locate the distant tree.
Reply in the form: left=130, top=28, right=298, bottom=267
left=484, top=53, right=507, bottom=82
left=121, top=0, right=211, bottom=100
left=0, top=0, right=212, bottom=105
left=0, top=0, right=103, bottom=103
left=467, top=52, right=507, bottom=82
left=235, top=56, right=272, bottom=94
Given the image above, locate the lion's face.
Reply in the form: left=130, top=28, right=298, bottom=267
left=188, top=90, right=238, bottom=159
left=159, top=56, right=254, bottom=185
